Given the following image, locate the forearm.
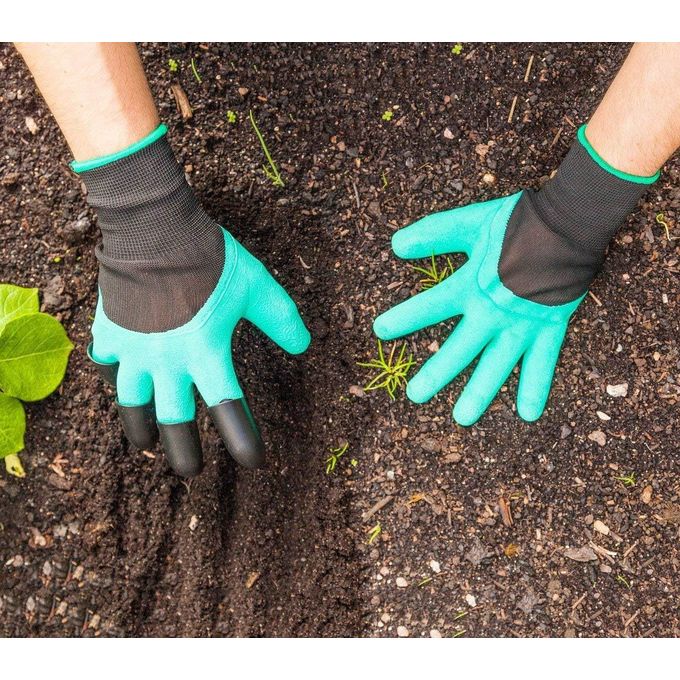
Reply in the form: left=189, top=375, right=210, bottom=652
left=14, top=42, right=159, bottom=162
left=587, top=42, right=680, bottom=176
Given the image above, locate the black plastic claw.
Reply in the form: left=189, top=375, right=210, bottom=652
left=158, top=421, right=204, bottom=478
left=209, top=398, right=265, bottom=469
left=87, top=342, right=118, bottom=385
left=117, top=402, right=159, bottom=451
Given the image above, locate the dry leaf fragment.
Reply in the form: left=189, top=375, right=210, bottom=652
left=504, top=543, right=519, bottom=558
left=245, top=571, right=260, bottom=589
left=564, top=545, right=598, bottom=562
left=443, top=127, right=454, bottom=140
left=641, top=485, right=653, bottom=504
left=170, top=84, right=193, bottom=120
left=588, top=430, right=607, bottom=447
left=593, top=520, right=610, bottom=536
left=25, top=116, right=38, bottom=134
left=498, top=496, right=513, bottom=527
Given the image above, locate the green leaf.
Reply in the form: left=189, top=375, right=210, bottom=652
left=0, top=393, right=25, bottom=459
left=0, top=312, right=73, bottom=401
left=0, top=284, right=39, bottom=331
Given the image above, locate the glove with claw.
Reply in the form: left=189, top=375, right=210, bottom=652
left=76, top=124, right=310, bottom=476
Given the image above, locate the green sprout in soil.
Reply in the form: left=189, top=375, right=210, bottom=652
left=615, top=472, right=637, bottom=487
left=452, top=629, right=465, bottom=638
left=0, top=284, right=73, bottom=477
left=367, top=523, right=382, bottom=544
left=357, top=340, right=414, bottom=400
left=656, top=212, right=677, bottom=241
left=381, top=171, right=389, bottom=190
left=190, top=58, right=202, bottom=84
left=616, top=574, right=632, bottom=589
left=418, top=576, right=433, bottom=587
left=412, top=254, right=455, bottom=290
left=381, top=110, right=394, bottom=122
left=350, top=458, right=358, bottom=468
left=227, top=110, right=237, bottom=124
left=249, top=110, right=285, bottom=188
left=168, top=58, right=179, bottom=73
left=451, top=43, right=463, bottom=55
left=325, top=442, right=349, bottom=475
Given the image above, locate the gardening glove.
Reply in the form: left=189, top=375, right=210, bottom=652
left=374, top=125, right=658, bottom=426
left=74, top=124, right=310, bottom=477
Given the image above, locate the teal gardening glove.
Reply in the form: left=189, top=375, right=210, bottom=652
left=74, top=125, right=310, bottom=476
left=374, top=126, right=658, bottom=426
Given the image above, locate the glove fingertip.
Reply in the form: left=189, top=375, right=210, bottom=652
left=516, top=399, right=545, bottom=423
left=287, top=326, right=312, bottom=355
left=391, top=229, right=416, bottom=259
left=452, top=401, right=482, bottom=427
left=405, top=380, right=431, bottom=404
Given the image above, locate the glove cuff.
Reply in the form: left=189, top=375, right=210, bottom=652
left=498, top=126, right=658, bottom=306
left=74, top=125, right=226, bottom=333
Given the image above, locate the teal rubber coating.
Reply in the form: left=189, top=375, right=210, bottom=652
left=90, top=228, right=311, bottom=427
left=70, top=124, right=169, bottom=174
left=373, top=193, right=583, bottom=426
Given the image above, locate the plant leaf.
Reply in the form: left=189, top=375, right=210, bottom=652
left=0, top=284, right=39, bottom=331
left=0, top=393, right=26, bottom=458
left=0, top=312, right=73, bottom=401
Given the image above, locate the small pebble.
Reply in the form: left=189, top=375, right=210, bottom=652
left=465, top=594, right=477, bottom=607
left=606, top=382, right=628, bottom=398
left=396, top=577, right=408, bottom=588
left=430, top=629, right=442, bottom=638
left=429, top=560, right=441, bottom=573
left=397, top=625, right=410, bottom=637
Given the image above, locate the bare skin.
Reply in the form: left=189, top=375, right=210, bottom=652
left=587, top=42, right=680, bottom=176
left=15, top=42, right=680, bottom=176
left=15, top=43, right=159, bottom=162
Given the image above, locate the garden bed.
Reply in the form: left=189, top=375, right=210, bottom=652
left=1, top=42, right=678, bottom=637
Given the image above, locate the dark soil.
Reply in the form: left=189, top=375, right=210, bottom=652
left=1, top=43, right=678, bottom=638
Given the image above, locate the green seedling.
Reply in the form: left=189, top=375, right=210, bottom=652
left=418, top=576, right=433, bottom=587
left=350, top=458, right=358, bottom=467
left=168, top=58, right=179, bottom=73
left=227, top=110, right=237, bottom=124
left=325, top=442, right=349, bottom=475
left=190, top=58, right=202, bottom=84
left=0, top=284, right=73, bottom=477
left=616, top=574, right=632, bottom=589
left=367, top=523, right=382, bottom=544
left=248, top=110, right=285, bottom=188
left=452, top=629, right=465, bottom=638
left=451, top=43, right=463, bottom=55
left=615, top=472, right=636, bottom=488
left=412, top=253, right=455, bottom=290
left=656, top=212, right=677, bottom=241
left=357, top=340, right=414, bottom=400
left=381, top=110, right=394, bottom=122
left=381, top=171, right=389, bottom=190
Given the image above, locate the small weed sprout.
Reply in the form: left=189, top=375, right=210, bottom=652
left=381, top=110, right=394, bottom=122
left=412, top=254, right=455, bottom=290
left=190, top=58, right=202, bottom=84
left=615, top=472, right=636, bottom=487
left=227, top=110, right=237, bottom=124
left=367, top=523, right=382, bottom=544
left=168, top=58, right=179, bottom=73
left=249, top=110, right=285, bottom=188
left=326, top=442, right=349, bottom=475
left=451, top=43, right=463, bottom=55
left=357, top=340, right=414, bottom=400
left=381, top=171, right=389, bottom=189
left=616, top=574, right=632, bottom=589
left=656, top=212, right=677, bottom=241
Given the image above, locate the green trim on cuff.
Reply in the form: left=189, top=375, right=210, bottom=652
left=70, top=123, right=168, bottom=174
left=578, top=125, right=660, bottom=185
